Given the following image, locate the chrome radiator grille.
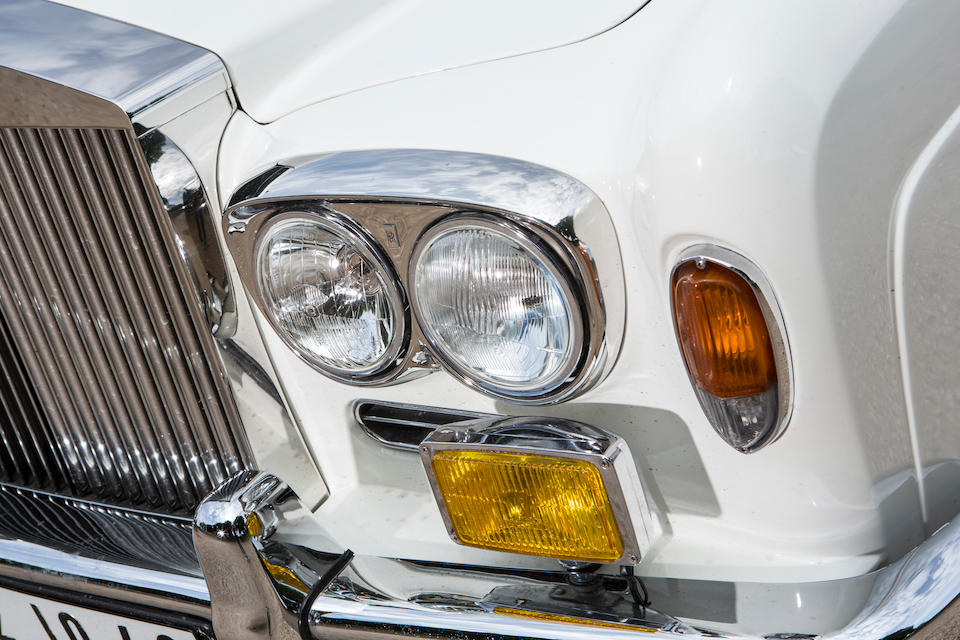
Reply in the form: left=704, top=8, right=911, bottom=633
left=0, top=126, right=247, bottom=514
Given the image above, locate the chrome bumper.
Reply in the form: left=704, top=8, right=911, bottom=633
left=189, top=471, right=960, bottom=640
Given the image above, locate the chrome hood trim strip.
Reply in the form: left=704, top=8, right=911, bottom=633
left=0, top=0, right=229, bottom=126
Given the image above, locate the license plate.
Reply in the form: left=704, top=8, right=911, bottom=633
left=0, top=586, right=197, bottom=640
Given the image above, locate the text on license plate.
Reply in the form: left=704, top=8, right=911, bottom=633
left=0, top=585, right=196, bottom=640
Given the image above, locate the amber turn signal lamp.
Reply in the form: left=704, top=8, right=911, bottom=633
left=672, top=260, right=776, bottom=398
left=420, top=417, right=662, bottom=564
left=670, top=251, right=791, bottom=452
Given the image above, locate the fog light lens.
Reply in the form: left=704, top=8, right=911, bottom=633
left=256, top=214, right=405, bottom=379
left=430, top=450, right=623, bottom=562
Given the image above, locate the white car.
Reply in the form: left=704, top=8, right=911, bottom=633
left=0, top=0, right=958, bottom=639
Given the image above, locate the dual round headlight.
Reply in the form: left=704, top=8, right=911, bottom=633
left=410, top=217, right=582, bottom=398
left=255, top=211, right=588, bottom=400
left=256, top=215, right=406, bottom=380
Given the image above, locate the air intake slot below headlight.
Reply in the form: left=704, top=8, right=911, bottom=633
left=354, top=400, right=496, bottom=450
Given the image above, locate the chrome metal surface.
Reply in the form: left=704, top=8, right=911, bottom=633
left=353, top=399, right=497, bottom=451
left=140, top=129, right=235, bottom=336
left=672, top=245, right=795, bottom=452
left=0, top=0, right=230, bottom=127
left=418, top=417, right=659, bottom=564
left=194, top=470, right=960, bottom=640
left=225, top=149, right=625, bottom=404
left=409, top=213, right=586, bottom=400
left=0, top=537, right=209, bottom=604
left=0, top=483, right=199, bottom=576
left=253, top=209, right=409, bottom=383
left=194, top=471, right=319, bottom=640
left=0, top=122, right=248, bottom=513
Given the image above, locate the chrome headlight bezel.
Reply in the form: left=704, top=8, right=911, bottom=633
left=223, top=150, right=626, bottom=404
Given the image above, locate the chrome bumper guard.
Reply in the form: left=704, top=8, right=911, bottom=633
left=191, top=471, right=960, bottom=640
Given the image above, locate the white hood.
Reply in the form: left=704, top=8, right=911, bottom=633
left=54, top=0, right=647, bottom=123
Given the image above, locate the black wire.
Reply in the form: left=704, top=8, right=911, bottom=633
left=619, top=565, right=650, bottom=617
left=298, top=548, right=355, bottom=640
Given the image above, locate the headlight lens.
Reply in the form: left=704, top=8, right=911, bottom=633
left=256, top=214, right=405, bottom=379
left=411, top=217, right=582, bottom=398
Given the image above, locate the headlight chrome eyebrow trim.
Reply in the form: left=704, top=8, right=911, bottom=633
left=223, top=149, right=626, bottom=404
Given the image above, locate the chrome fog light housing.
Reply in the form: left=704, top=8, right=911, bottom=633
left=420, top=416, right=662, bottom=564
left=410, top=215, right=584, bottom=400
left=255, top=212, right=407, bottom=380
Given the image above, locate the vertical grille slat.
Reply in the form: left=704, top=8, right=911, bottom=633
left=103, top=130, right=228, bottom=485
left=60, top=128, right=197, bottom=508
left=37, top=128, right=165, bottom=505
left=13, top=128, right=138, bottom=500
left=0, top=125, right=248, bottom=514
left=83, top=128, right=210, bottom=499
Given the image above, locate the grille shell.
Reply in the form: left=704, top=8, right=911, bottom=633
left=0, top=126, right=248, bottom=514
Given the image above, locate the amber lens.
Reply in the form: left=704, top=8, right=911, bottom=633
left=431, top=450, right=623, bottom=562
left=494, top=607, right=657, bottom=633
left=672, top=260, right=776, bottom=398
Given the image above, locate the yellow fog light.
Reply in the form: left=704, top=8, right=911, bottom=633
left=431, top=450, right=623, bottom=562
left=420, top=417, right=662, bottom=564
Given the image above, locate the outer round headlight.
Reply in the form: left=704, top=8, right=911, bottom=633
left=255, top=213, right=406, bottom=380
left=410, top=215, right=583, bottom=399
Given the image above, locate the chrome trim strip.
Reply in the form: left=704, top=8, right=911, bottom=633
left=672, top=245, right=795, bottom=452
left=225, top=149, right=626, bottom=404
left=141, top=128, right=236, bottom=335
left=0, top=0, right=229, bottom=127
left=353, top=399, right=497, bottom=451
left=0, top=539, right=209, bottom=603
left=193, top=470, right=960, bottom=640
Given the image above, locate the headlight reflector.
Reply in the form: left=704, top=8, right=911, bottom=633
left=256, top=214, right=405, bottom=379
left=410, top=217, right=582, bottom=398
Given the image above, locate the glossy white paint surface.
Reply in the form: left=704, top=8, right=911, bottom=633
left=51, top=0, right=960, bottom=583
left=54, top=0, right=645, bottom=124
left=208, top=0, right=960, bottom=583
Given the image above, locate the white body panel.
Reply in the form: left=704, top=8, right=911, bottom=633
left=55, top=0, right=960, bottom=583
left=55, top=0, right=645, bottom=123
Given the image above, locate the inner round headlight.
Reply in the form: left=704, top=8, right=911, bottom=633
left=255, top=213, right=406, bottom=379
left=410, top=216, right=583, bottom=399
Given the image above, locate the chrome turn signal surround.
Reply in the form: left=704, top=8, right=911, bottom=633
left=419, top=417, right=662, bottom=564
left=670, top=245, right=794, bottom=453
